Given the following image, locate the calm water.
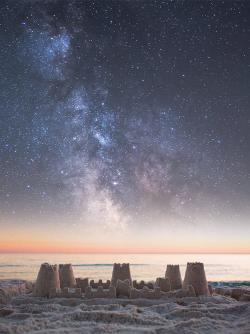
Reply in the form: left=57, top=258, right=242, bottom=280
left=0, top=253, right=250, bottom=282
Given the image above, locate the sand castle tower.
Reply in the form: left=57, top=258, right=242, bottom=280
left=183, top=262, right=210, bottom=296
left=59, top=264, right=76, bottom=288
left=33, top=263, right=60, bottom=297
left=165, top=264, right=182, bottom=290
left=111, top=263, right=132, bottom=286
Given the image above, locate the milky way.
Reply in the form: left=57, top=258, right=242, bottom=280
left=0, top=1, right=250, bottom=237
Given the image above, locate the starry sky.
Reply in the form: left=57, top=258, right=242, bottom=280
left=0, top=0, right=250, bottom=253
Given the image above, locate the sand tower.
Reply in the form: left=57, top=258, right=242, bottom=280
left=33, top=263, right=60, bottom=297
left=165, top=264, right=182, bottom=290
left=183, top=262, right=210, bottom=296
left=111, top=263, right=132, bottom=286
left=59, top=264, right=76, bottom=288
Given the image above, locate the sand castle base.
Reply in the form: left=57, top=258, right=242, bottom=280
left=85, top=286, right=116, bottom=299
left=49, top=287, right=82, bottom=298
left=130, top=286, right=161, bottom=299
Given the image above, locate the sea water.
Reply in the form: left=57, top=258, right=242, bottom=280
left=0, top=253, right=250, bottom=283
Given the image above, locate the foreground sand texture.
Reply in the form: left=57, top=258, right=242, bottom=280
left=0, top=287, right=250, bottom=334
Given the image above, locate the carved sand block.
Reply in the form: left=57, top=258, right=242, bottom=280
left=33, top=263, right=60, bottom=297
left=176, top=285, right=196, bottom=298
left=76, top=278, right=89, bottom=293
left=183, top=262, right=210, bottom=296
left=208, top=284, right=214, bottom=295
left=165, top=264, right=182, bottom=290
left=62, top=287, right=82, bottom=298
left=231, top=287, right=250, bottom=301
left=111, top=263, right=132, bottom=286
left=239, top=294, right=250, bottom=302
left=116, top=279, right=131, bottom=298
left=59, top=264, right=76, bottom=289
left=133, top=280, right=154, bottom=289
left=49, top=287, right=81, bottom=298
left=90, top=279, right=111, bottom=289
left=130, top=286, right=161, bottom=299
left=164, top=285, right=196, bottom=298
left=85, top=286, right=116, bottom=299
left=49, top=287, right=61, bottom=298
left=155, top=277, right=171, bottom=292
left=231, top=288, right=243, bottom=300
left=214, top=287, right=231, bottom=297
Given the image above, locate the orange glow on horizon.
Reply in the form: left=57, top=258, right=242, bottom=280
left=0, top=240, right=249, bottom=254
left=1, top=222, right=249, bottom=254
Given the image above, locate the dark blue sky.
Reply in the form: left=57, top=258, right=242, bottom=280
left=0, top=1, right=250, bottom=251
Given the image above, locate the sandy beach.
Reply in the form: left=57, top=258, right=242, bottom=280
left=0, top=279, right=250, bottom=334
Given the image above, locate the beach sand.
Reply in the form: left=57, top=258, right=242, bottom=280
left=0, top=280, right=250, bottom=334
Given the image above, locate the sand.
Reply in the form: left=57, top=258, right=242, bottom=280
left=0, top=280, right=250, bottom=334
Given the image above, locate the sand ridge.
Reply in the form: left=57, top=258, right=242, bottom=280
left=1, top=292, right=250, bottom=334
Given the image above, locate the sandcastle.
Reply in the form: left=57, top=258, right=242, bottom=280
left=33, top=261, right=216, bottom=300
left=183, top=262, right=210, bottom=296
left=59, top=264, right=76, bottom=288
left=111, top=263, right=132, bottom=286
left=33, top=263, right=60, bottom=297
left=165, top=265, right=182, bottom=290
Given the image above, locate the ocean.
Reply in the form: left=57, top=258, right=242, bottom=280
left=0, top=253, right=250, bottom=284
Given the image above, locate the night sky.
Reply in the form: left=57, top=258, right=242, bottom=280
left=0, top=1, right=250, bottom=252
